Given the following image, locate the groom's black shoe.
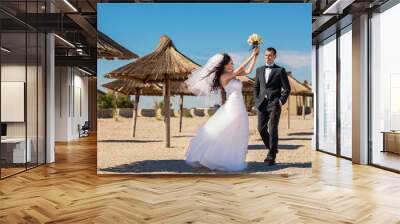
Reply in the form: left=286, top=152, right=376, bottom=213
left=264, top=151, right=277, bottom=166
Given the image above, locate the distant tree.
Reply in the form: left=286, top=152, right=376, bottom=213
left=97, top=92, right=115, bottom=109
left=98, top=92, right=134, bottom=109
left=116, top=95, right=134, bottom=108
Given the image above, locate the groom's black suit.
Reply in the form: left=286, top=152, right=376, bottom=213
left=254, top=64, right=291, bottom=156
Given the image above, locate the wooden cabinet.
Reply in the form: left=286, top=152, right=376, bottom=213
left=382, top=132, right=400, bottom=154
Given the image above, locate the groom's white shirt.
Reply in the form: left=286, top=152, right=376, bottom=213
left=264, top=63, right=282, bottom=106
left=264, top=63, right=273, bottom=99
left=264, top=63, right=274, bottom=85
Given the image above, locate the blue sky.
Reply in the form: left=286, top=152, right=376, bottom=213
left=98, top=3, right=312, bottom=109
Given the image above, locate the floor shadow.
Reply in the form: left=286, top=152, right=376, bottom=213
left=279, top=144, right=302, bottom=150
left=279, top=137, right=312, bottom=141
left=245, top=161, right=311, bottom=172
left=247, top=144, right=266, bottom=150
left=248, top=144, right=302, bottom=150
left=99, top=160, right=311, bottom=174
left=100, top=160, right=198, bottom=173
left=287, top=132, right=313, bottom=136
left=98, top=139, right=162, bottom=143
left=172, top=135, right=195, bottom=138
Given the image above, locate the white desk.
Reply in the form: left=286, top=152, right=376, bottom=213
left=1, top=138, right=31, bottom=163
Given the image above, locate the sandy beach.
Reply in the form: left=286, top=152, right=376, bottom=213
left=97, top=114, right=313, bottom=175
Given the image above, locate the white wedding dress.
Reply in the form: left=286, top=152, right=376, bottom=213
left=185, top=79, right=249, bottom=171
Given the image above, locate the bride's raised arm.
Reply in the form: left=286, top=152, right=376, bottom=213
left=233, top=47, right=259, bottom=76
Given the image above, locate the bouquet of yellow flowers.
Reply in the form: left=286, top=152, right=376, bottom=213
left=247, top=33, right=263, bottom=49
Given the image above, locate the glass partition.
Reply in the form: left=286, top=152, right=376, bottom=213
left=1, top=31, right=28, bottom=177
left=339, top=26, right=352, bottom=158
left=317, top=34, right=337, bottom=154
left=370, top=3, right=400, bottom=171
left=0, top=1, right=46, bottom=179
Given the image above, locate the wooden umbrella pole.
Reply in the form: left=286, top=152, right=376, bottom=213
left=132, top=88, right=140, bottom=137
left=179, top=94, right=183, bottom=133
left=164, top=74, right=171, bottom=148
left=311, top=96, right=314, bottom=116
left=302, top=95, right=306, bottom=120
left=287, top=96, right=290, bottom=129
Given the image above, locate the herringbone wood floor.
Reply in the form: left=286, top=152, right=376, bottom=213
left=1, top=135, right=400, bottom=224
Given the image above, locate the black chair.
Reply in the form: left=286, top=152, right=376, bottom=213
left=78, top=121, right=90, bottom=138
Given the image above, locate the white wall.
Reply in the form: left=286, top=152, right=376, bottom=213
left=70, top=72, right=89, bottom=139
left=1, top=82, right=25, bottom=122
left=1, top=64, right=26, bottom=81
left=54, top=67, right=89, bottom=141
left=55, top=66, right=69, bottom=141
left=1, top=64, right=26, bottom=140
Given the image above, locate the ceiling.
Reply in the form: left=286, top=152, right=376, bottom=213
left=0, top=0, right=392, bottom=74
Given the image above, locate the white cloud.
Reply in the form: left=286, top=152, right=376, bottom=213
left=229, top=50, right=311, bottom=69
left=203, top=50, right=310, bottom=77
left=228, top=51, right=264, bottom=69
left=228, top=52, right=248, bottom=66
left=276, top=51, right=311, bottom=69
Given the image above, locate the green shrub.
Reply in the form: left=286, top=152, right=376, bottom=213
left=97, top=91, right=134, bottom=109
left=153, top=100, right=172, bottom=112
left=97, top=92, right=115, bottom=109
left=116, top=95, right=134, bottom=108
left=183, top=109, right=192, bottom=118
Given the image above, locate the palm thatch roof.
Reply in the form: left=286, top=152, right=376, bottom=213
left=102, top=79, right=147, bottom=95
left=303, top=80, right=313, bottom=91
left=287, top=72, right=313, bottom=96
left=154, top=82, right=194, bottom=96
left=102, top=79, right=194, bottom=96
left=97, top=89, right=106, bottom=97
left=237, top=76, right=255, bottom=95
left=245, top=73, right=313, bottom=96
left=97, top=31, right=139, bottom=60
left=104, top=35, right=199, bottom=82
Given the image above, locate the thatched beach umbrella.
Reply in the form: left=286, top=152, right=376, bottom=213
left=103, top=79, right=194, bottom=138
left=286, top=73, right=313, bottom=128
left=237, top=76, right=255, bottom=96
left=303, top=80, right=313, bottom=92
left=153, top=82, right=194, bottom=133
left=288, top=73, right=313, bottom=97
left=220, top=76, right=255, bottom=105
left=97, top=31, right=139, bottom=60
left=302, top=80, right=314, bottom=118
left=102, top=79, right=147, bottom=95
left=237, top=76, right=255, bottom=111
left=139, top=81, right=194, bottom=133
left=102, top=79, right=148, bottom=137
left=105, top=35, right=199, bottom=147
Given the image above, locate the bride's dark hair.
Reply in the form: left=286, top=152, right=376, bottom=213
left=211, top=53, right=231, bottom=92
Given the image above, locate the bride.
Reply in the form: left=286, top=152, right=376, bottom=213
left=184, top=47, right=260, bottom=171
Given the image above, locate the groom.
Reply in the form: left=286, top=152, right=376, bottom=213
left=253, top=47, right=291, bottom=166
